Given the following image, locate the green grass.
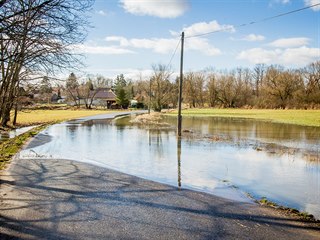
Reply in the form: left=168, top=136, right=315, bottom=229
left=11, top=109, right=119, bottom=127
left=258, top=197, right=318, bottom=222
left=0, top=125, right=48, bottom=170
left=168, top=108, right=320, bottom=127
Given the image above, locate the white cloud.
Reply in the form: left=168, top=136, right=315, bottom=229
left=269, top=0, right=291, bottom=7
left=119, top=0, right=189, bottom=18
left=281, top=47, right=320, bottom=65
left=130, top=38, right=178, bottom=53
left=269, top=37, right=310, bottom=48
left=106, top=36, right=178, bottom=54
left=72, top=44, right=135, bottom=55
left=237, top=46, right=320, bottom=66
left=122, top=68, right=154, bottom=80
left=237, top=48, right=280, bottom=64
left=96, top=10, right=107, bottom=16
left=185, top=37, right=221, bottom=56
left=241, top=34, right=265, bottom=42
left=105, top=35, right=221, bottom=56
left=171, top=20, right=235, bottom=37
left=278, top=0, right=290, bottom=4
left=105, top=36, right=130, bottom=46
left=304, top=0, right=320, bottom=11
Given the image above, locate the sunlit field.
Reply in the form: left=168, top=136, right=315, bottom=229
left=12, top=109, right=118, bottom=126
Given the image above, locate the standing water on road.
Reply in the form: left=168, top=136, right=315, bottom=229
left=19, top=114, right=320, bottom=219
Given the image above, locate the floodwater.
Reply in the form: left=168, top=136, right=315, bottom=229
left=0, top=126, right=36, bottom=142
left=19, top=114, right=320, bottom=219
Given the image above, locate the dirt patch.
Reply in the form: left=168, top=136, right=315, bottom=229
left=130, top=113, right=170, bottom=126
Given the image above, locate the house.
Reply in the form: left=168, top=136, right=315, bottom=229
left=91, top=88, right=116, bottom=108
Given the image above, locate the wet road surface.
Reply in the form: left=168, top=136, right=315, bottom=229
left=1, top=156, right=319, bottom=240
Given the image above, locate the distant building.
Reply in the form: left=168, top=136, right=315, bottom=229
left=91, top=88, right=117, bottom=108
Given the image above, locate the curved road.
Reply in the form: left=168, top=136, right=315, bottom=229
left=0, top=113, right=319, bottom=239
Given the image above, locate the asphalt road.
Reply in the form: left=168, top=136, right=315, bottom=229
left=1, top=155, right=319, bottom=240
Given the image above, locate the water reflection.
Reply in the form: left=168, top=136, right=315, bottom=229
left=0, top=126, right=35, bottom=142
left=20, top=115, right=320, bottom=219
left=164, top=116, right=320, bottom=151
left=177, top=138, right=182, bottom=189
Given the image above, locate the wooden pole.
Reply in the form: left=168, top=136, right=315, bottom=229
left=177, top=137, right=182, bottom=188
left=177, top=32, right=184, bottom=137
left=148, top=77, right=151, bottom=114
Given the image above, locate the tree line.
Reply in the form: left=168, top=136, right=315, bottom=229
left=132, top=61, right=320, bottom=111
left=39, top=61, right=320, bottom=112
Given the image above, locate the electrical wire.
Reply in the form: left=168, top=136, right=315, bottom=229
left=164, top=2, right=319, bottom=69
left=165, top=38, right=181, bottom=70
left=185, top=2, right=320, bottom=39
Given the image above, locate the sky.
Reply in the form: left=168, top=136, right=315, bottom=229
left=77, top=0, right=320, bottom=80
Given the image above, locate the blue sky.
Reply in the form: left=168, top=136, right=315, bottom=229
left=77, top=0, right=320, bottom=79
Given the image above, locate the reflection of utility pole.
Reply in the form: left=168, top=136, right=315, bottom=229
left=148, top=77, right=151, bottom=114
left=148, top=129, right=151, bottom=146
left=177, top=32, right=184, bottom=137
left=177, top=138, right=182, bottom=189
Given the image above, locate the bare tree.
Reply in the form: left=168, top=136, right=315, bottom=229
left=216, top=73, right=238, bottom=108
left=150, top=64, right=173, bottom=112
left=183, top=72, right=198, bottom=108
left=303, top=61, right=320, bottom=106
left=206, top=73, right=218, bottom=107
left=253, top=64, right=266, bottom=97
left=183, top=71, right=206, bottom=108
left=262, top=66, right=304, bottom=109
left=0, top=0, right=93, bottom=126
left=234, top=68, right=253, bottom=107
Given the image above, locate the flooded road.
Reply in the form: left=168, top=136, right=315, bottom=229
left=19, top=114, right=320, bottom=219
left=0, top=126, right=36, bottom=142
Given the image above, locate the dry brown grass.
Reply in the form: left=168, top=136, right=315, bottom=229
left=12, top=109, right=117, bottom=126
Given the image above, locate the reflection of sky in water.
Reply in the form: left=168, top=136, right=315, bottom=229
left=164, top=116, right=320, bottom=151
left=0, top=126, right=35, bottom=142
left=20, top=116, right=320, bottom=219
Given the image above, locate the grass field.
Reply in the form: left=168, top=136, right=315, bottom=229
left=168, top=108, right=320, bottom=127
left=11, top=109, right=119, bottom=126
left=9, top=108, right=320, bottom=127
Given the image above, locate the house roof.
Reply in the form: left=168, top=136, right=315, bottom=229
left=91, top=88, right=116, bottom=100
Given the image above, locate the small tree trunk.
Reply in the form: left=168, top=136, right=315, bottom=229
left=13, top=101, right=18, bottom=126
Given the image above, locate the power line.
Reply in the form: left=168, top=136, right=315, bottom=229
left=165, top=38, right=181, bottom=70
left=186, top=2, right=320, bottom=39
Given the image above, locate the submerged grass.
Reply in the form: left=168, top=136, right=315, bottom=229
left=167, top=108, right=320, bottom=127
left=0, top=125, right=48, bottom=170
left=258, top=197, right=319, bottom=223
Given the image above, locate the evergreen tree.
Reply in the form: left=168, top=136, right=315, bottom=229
left=114, top=74, right=129, bottom=108
left=116, top=88, right=129, bottom=109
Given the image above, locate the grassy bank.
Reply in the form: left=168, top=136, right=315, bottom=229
left=168, top=108, right=320, bottom=127
left=0, top=125, right=48, bottom=170
left=12, top=109, right=116, bottom=126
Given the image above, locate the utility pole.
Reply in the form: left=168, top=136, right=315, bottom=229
left=177, top=32, right=184, bottom=137
left=148, top=77, right=151, bottom=114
